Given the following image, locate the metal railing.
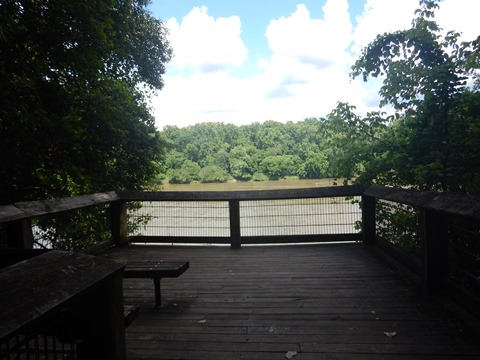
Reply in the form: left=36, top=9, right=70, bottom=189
left=124, top=190, right=363, bottom=246
left=1, top=333, right=77, bottom=360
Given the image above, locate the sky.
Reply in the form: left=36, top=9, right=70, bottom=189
left=147, top=0, right=480, bottom=129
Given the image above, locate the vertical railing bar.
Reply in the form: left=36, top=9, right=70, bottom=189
left=361, top=195, right=376, bottom=245
left=422, top=209, right=449, bottom=294
left=229, top=199, right=241, bottom=249
left=52, top=335, right=56, bottom=359
left=110, top=200, right=128, bottom=246
left=43, top=334, right=49, bottom=359
left=16, top=335, right=21, bottom=360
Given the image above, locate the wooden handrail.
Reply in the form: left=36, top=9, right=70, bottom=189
left=0, top=191, right=120, bottom=223
left=1, top=185, right=477, bottom=224
left=118, top=184, right=368, bottom=202
left=364, top=184, right=480, bottom=221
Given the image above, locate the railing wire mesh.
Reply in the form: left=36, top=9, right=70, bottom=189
left=129, top=201, right=230, bottom=237
left=128, top=196, right=362, bottom=238
left=0, top=333, right=77, bottom=360
left=240, top=197, right=361, bottom=236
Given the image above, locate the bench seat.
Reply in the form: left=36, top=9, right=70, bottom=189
left=123, top=260, right=189, bottom=306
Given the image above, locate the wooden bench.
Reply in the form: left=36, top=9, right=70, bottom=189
left=123, top=260, right=189, bottom=307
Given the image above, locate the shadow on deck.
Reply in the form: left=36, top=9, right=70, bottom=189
left=102, top=243, right=480, bottom=360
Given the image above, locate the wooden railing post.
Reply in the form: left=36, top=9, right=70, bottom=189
left=5, top=219, right=33, bottom=248
left=229, top=199, right=241, bottom=249
left=361, top=195, right=376, bottom=245
left=110, top=200, right=128, bottom=246
left=422, top=209, right=449, bottom=295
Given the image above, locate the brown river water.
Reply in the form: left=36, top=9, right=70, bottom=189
left=158, top=178, right=343, bottom=192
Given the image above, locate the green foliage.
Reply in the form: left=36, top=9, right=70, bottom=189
left=160, top=120, right=336, bottom=182
left=0, top=0, right=172, bottom=203
left=34, top=207, right=111, bottom=251
left=261, top=155, right=302, bottom=180
left=169, top=160, right=201, bottom=184
left=198, top=165, right=230, bottom=183
left=252, top=172, right=269, bottom=182
left=332, top=0, right=480, bottom=257
left=298, top=152, right=329, bottom=179
left=375, top=202, right=422, bottom=256
left=229, top=145, right=254, bottom=181
left=346, top=0, right=480, bottom=193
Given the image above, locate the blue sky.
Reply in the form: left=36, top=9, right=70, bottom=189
left=147, top=0, right=479, bottom=128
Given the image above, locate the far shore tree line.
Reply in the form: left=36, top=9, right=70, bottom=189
left=159, top=120, right=336, bottom=185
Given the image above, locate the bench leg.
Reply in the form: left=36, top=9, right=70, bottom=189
left=153, top=278, right=161, bottom=307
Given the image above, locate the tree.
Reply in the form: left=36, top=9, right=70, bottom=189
left=199, top=165, right=230, bottom=183
left=298, top=152, right=330, bottom=179
left=0, top=0, right=172, bottom=203
left=159, top=120, right=341, bottom=182
left=229, top=146, right=255, bottom=181
left=348, top=0, right=480, bottom=193
left=261, top=155, right=301, bottom=180
left=325, top=103, right=390, bottom=184
left=169, top=160, right=201, bottom=184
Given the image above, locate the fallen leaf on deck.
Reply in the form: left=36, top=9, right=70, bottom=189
left=384, top=331, right=397, bottom=338
left=198, top=319, right=207, bottom=324
left=370, top=310, right=376, bottom=315
left=285, top=350, right=297, bottom=359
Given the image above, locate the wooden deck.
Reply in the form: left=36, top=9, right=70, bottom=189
left=102, top=243, right=480, bottom=360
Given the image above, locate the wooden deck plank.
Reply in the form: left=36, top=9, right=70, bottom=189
left=102, top=243, right=480, bottom=360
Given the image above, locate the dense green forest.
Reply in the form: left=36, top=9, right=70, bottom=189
left=159, top=119, right=334, bottom=184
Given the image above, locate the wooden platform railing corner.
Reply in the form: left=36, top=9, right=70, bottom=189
left=1, top=184, right=480, bottom=358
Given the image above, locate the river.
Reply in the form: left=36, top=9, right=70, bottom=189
left=158, top=178, right=343, bottom=192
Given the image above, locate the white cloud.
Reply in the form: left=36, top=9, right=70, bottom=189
left=166, top=6, right=248, bottom=73
left=351, top=0, right=418, bottom=55
left=265, top=3, right=351, bottom=69
left=154, top=0, right=357, bottom=128
left=352, top=0, right=480, bottom=55
left=436, top=0, right=480, bottom=42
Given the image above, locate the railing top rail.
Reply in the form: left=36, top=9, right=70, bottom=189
left=118, top=184, right=368, bottom=202
left=364, top=184, right=480, bottom=221
left=363, top=184, right=437, bottom=207
left=1, top=184, right=479, bottom=224
left=425, top=192, right=480, bottom=220
left=0, top=191, right=119, bottom=223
